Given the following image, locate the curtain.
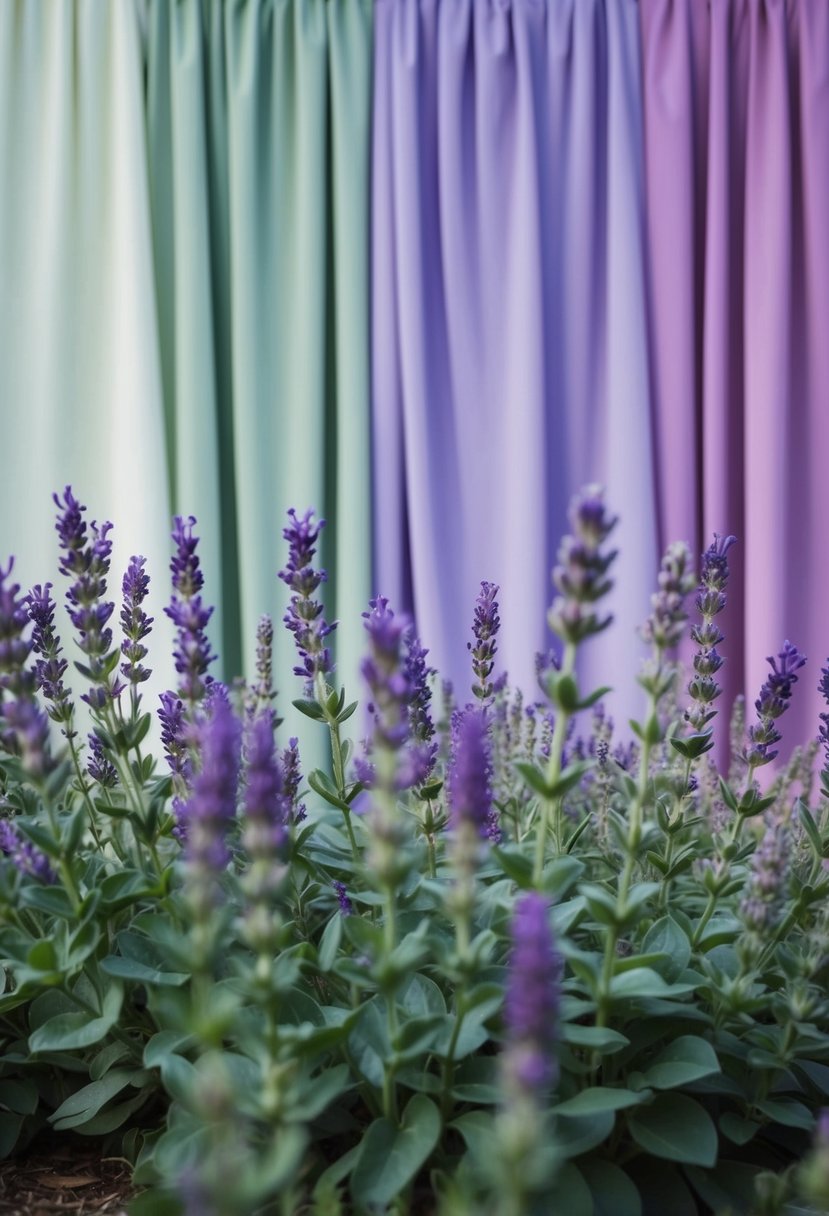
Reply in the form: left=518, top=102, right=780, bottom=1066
left=371, top=0, right=659, bottom=720
left=0, top=0, right=174, bottom=676
left=0, top=0, right=374, bottom=761
left=640, top=0, right=829, bottom=757
left=145, top=0, right=373, bottom=720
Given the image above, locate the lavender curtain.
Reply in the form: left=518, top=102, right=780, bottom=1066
left=372, top=0, right=659, bottom=718
left=640, top=0, right=829, bottom=756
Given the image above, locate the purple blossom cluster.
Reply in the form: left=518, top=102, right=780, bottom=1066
left=819, top=661, right=829, bottom=791
left=53, top=488, right=122, bottom=710
left=281, top=737, right=306, bottom=823
left=740, top=817, right=791, bottom=934
left=503, top=893, right=562, bottom=1100
left=548, top=485, right=618, bottom=647
left=249, top=614, right=275, bottom=713
left=357, top=597, right=433, bottom=791
left=333, top=880, right=353, bottom=916
left=0, top=560, right=51, bottom=776
left=447, top=706, right=499, bottom=843
left=164, top=516, right=216, bottom=710
left=181, top=693, right=242, bottom=902
left=120, top=556, right=153, bottom=686
left=0, top=818, right=55, bottom=884
left=404, top=631, right=437, bottom=780
left=469, top=581, right=500, bottom=702
left=278, top=509, right=335, bottom=685
left=27, top=583, right=73, bottom=729
left=87, top=731, right=117, bottom=788
left=685, top=533, right=736, bottom=732
left=640, top=541, right=696, bottom=652
left=745, top=641, right=806, bottom=767
left=242, top=711, right=289, bottom=864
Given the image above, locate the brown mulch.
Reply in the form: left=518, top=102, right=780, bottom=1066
left=0, top=1136, right=135, bottom=1216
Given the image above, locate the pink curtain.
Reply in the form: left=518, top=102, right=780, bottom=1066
left=640, top=0, right=829, bottom=758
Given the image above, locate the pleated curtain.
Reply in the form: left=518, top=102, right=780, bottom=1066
left=0, top=0, right=374, bottom=764
left=371, top=0, right=659, bottom=720
left=640, top=0, right=829, bottom=758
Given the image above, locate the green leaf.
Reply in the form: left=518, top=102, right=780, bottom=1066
left=553, top=1108, right=615, bottom=1158
left=642, top=916, right=691, bottom=982
left=719, top=1112, right=760, bottom=1145
left=580, top=1160, right=642, bottom=1216
left=50, top=1069, right=147, bottom=1131
left=350, top=1094, right=440, bottom=1207
left=101, top=956, right=189, bottom=987
left=0, top=1113, right=23, bottom=1159
left=549, top=1163, right=593, bottom=1216
left=30, top=984, right=124, bottom=1053
left=640, top=1035, right=720, bottom=1091
left=0, top=1078, right=38, bottom=1115
left=515, top=761, right=554, bottom=799
left=18, top=886, right=76, bottom=919
left=561, top=1024, right=628, bottom=1054
left=555, top=1087, right=644, bottom=1117
left=797, top=798, right=824, bottom=860
left=143, top=1032, right=196, bottom=1070
left=317, top=912, right=343, bottom=973
left=492, top=844, right=534, bottom=887
left=628, top=1093, right=717, bottom=1166
left=755, top=1098, right=814, bottom=1129
left=292, top=698, right=325, bottom=721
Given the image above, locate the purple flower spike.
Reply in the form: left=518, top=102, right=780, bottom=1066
left=818, top=661, right=829, bottom=793
left=745, top=640, right=806, bottom=767
left=503, top=893, right=562, bottom=1101
left=685, top=533, right=737, bottom=733
left=278, top=509, right=336, bottom=686
left=243, top=711, right=288, bottom=863
left=181, top=695, right=242, bottom=896
left=0, top=819, right=56, bottom=884
left=404, top=631, right=437, bottom=780
left=333, top=880, right=353, bottom=916
left=282, top=737, right=306, bottom=823
left=469, top=582, right=500, bottom=702
left=361, top=596, right=412, bottom=753
left=53, top=489, right=123, bottom=706
left=740, top=817, right=791, bottom=934
left=641, top=542, right=696, bottom=652
left=164, top=516, right=216, bottom=711
left=548, top=486, right=618, bottom=647
left=448, top=707, right=494, bottom=839
left=27, top=583, right=73, bottom=729
left=0, top=561, right=51, bottom=776
left=120, top=556, right=153, bottom=686
left=87, top=732, right=117, bottom=788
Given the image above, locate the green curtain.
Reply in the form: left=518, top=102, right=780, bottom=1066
left=0, top=0, right=373, bottom=762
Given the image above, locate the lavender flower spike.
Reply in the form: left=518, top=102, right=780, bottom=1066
left=448, top=706, right=496, bottom=842
left=469, top=581, right=500, bottom=702
left=685, top=533, right=736, bottom=733
left=745, top=640, right=806, bottom=767
left=53, top=488, right=122, bottom=709
left=278, top=508, right=336, bottom=687
left=0, top=819, right=56, bottom=884
left=242, top=711, right=288, bottom=866
left=26, top=583, right=74, bottom=729
left=502, top=893, right=562, bottom=1101
left=404, top=630, right=437, bottom=780
left=120, top=556, right=153, bottom=686
left=640, top=541, right=696, bottom=653
left=548, top=485, right=618, bottom=647
left=181, top=694, right=242, bottom=913
left=818, top=660, right=829, bottom=796
left=0, top=560, right=51, bottom=777
left=164, top=516, right=216, bottom=711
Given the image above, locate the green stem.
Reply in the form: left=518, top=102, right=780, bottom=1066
left=728, top=762, right=758, bottom=848
left=691, top=892, right=717, bottom=949
left=532, top=643, right=576, bottom=887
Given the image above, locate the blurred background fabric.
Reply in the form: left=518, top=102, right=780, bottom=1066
left=1, top=0, right=828, bottom=759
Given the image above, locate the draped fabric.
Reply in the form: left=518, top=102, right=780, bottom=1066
left=640, top=0, right=829, bottom=756
left=0, top=0, right=373, bottom=760
left=0, top=0, right=174, bottom=678
left=371, top=0, right=659, bottom=717
left=145, top=0, right=373, bottom=716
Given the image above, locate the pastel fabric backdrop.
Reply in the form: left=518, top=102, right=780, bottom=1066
left=1, top=0, right=828, bottom=757
left=640, top=0, right=829, bottom=755
left=0, top=0, right=373, bottom=766
left=371, top=0, right=659, bottom=719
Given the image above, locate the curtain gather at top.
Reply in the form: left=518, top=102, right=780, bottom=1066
left=371, top=0, right=659, bottom=718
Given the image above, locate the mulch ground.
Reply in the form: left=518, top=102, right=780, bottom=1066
left=0, top=1135, right=135, bottom=1216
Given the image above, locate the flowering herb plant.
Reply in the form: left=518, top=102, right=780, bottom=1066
left=2, top=487, right=829, bottom=1215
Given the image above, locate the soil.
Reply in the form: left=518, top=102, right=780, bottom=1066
left=0, top=1134, right=135, bottom=1216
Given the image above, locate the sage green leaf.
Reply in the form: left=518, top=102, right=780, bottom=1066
left=29, top=983, right=123, bottom=1053
left=640, top=1035, right=720, bottom=1090
left=350, top=1094, right=440, bottom=1207
left=555, top=1087, right=645, bottom=1117
left=580, top=1159, right=642, bottom=1216
left=628, top=1093, right=717, bottom=1165
left=50, top=1069, right=147, bottom=1130
left=554, top=1108, right=615, bottom=1158
left=642, top=916, right=691, bottom=982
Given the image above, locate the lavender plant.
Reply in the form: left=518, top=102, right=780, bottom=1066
left=2, top=486, right=829, bottom=1216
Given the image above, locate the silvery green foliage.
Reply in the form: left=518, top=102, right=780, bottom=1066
left=1, top=490, right=829, bottom=1216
